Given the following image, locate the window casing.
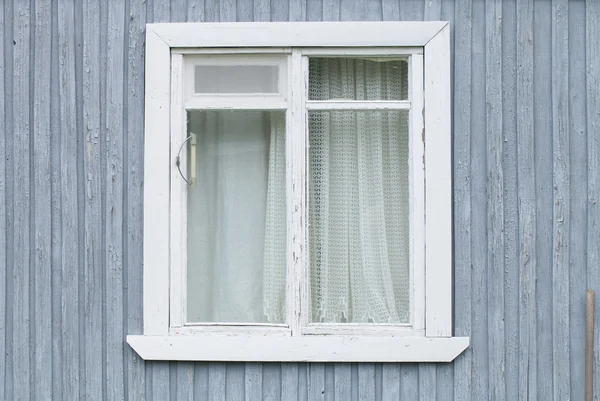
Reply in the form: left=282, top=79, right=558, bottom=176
left=128, top=21, right=469, bottom=362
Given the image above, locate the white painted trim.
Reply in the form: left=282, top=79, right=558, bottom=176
left=184, top=97, right=288, bottom=110
left=287, top=49, right=307, bottom=336
left=410, top=55, right=426, bottom=331
left=303, top=324, right=421, bottom=337
left=170, top=326, right=290, bottom=336
left=172, top=47, right=292, bottom=54
left=424, top=24, right=452, bottom=337
left=305, top=100, right=411, bottom=110
left=127, top=335, right=469, bottom=362
left=140, top=21, right=462, bottom=361
left=143, top=27, right=171, bottom=335
left=169, top=54, right=186, bottom=328
left=149, top=22, right=449, bottom=48
left=300, top=47, right=420, bottom=56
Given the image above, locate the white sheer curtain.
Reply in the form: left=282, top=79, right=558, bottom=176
left=187, top=110, right=285, bottom=323
left=186, top=58, right=410, bottom=325
left=304, top=58, right=410, bottom=324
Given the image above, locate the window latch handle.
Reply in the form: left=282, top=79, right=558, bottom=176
left=175, top=133, right=197, bottom=186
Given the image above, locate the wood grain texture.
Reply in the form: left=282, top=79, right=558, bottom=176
left=587, top=0, right=600, bottom=399
left=12, top=0, right=31, bottom=399
left=551, top=2, right=571, bottom=401
left=1, top=0, right=599, bottom=399
left=534, top=1, right=554, bottom=399
left=568, top=3, right=588, bottom=401
left=485, top=1, right=506, bottom=400
left=32, top=0, right=53, bottom=399
left=0, top=1, right=6, bottom=399
left=516, top=0, right=538, bottom=400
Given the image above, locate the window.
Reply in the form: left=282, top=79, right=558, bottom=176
left=128, top=22, right=469, bottom=362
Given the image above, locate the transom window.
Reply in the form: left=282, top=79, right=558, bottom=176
left=129, top=21, right=468, bottom=362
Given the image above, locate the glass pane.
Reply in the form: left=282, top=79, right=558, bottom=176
left=309, top=58, right=408, bottom=101
left=186, top=110, right=286, bottom=324
left=195, top=65, right=279, bottom=94
left=308, top=110, right=410, bottom=324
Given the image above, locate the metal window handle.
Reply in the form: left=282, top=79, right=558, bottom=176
left=175, top=133, right=197, bottom=186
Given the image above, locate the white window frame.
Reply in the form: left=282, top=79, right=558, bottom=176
left=128, top=21, right=469, bottom=362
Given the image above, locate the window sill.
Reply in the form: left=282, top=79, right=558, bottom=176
left=127, top=334, right=469, bottom=362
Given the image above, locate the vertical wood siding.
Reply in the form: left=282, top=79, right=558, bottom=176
left=1, top=0, right=599, bottom=399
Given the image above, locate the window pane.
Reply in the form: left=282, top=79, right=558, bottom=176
left=309, top=58, right=408, bottom=101
left=186, top=110, right=286, bottom=324
left=309, top=110, right=410, bottom=324
left=195, top=65, right=279, bottom=94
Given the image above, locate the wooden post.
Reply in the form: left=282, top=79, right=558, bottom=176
left=586, top=289, right=595, bottom=401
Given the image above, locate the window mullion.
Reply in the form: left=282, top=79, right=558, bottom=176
left=286, top=49, right=307, bottom=336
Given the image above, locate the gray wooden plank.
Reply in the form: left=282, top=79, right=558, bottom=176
left=323, top=364, right=334, bottom=401
left=423, top=0, right=441, bottom=20
left=176, top=363, right=195, bottom=401
left=485, top=1, right=506, bottom=400
left=105, top=0, right=126, bottom=399
left=187, top=0, right=205, bottom=22
left=0, top=0, right=6, bottom=399
left=307, top=0, right=322, bottom=21
left=263, top=364, right=282, bottom=401
left=500, top=0, right=518, bottom=399
left=452, top=1, right=473, bottom=401
left=340, top=0, right=364, bottom=21
left=289, top=0, right=307, bottom=21
left=245, top=363, right=262, bottom=401
left=568, top=2, right=587, bottom=401
left=271, top=0, right=289, bottom=21
left=551, top=2, right=571, bottom=401
left=208, top=363, right=227, bottom=401
left=417, top=365, right=435, bottom=401
left=333, top=364, right=351, bottom=401
left=171, top=0, right=187, bottom=21
left=82, top=0, right=105, bottom=399
left=227, top=364, right=245, bottom=401
left=281, top=363, right=299, bottom=401
left=587, top=0, right=600, bottom=398
left=220, top=0, right=236, bottom=21
left=12, top=0, right=31, bottom=398
left=194, top=363, right=210, bottom=400
left=58, top=1, right=81, bottom=399
left=470, top=0, right=489, bottom=399
left=322, top=0, right=340, bottom=21
left=516, top=2, right=537, bottom=400
left=436, top=365, right=453, bottom=401
left=50, top=0, right=64, bottom=398
left=253, top=0, right=270, bottom=21
left=534, top=0, right=554, bottom=398
left=299, top=364, right=309, bottom=401
left=309, top=363, right=325, bottom=401
left=381, top=364, right=399, bottom=401
left=236, top=0, right=253, bottom=21
left=125, top=1, right=147, bottom=400
left=366, top=0, right=382, bottom=21
left=205, top=0, right=220, bottom=21
left=358, top=364, right=375, bottom=401
left=381, top=0, right=399, bottom=20
left=399, top=364, right=418, bottom=401
left=32, top=0, right=53, bottom=399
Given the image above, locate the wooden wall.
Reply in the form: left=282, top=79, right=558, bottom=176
left=1, top=0, right=599, bottom=399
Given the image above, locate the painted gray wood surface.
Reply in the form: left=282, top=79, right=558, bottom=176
left=1, top=0, right=599, bottom=399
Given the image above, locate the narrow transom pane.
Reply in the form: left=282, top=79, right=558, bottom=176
left=308, top=110, right=410, bottom=324
left=186, top=110, right=286, bottom=324
left=195, top=65, right=279, bottom=94
left=309, top=58, right=408, bottom=101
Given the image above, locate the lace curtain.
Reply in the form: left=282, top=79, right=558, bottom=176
left=264, top=58, right=411, bottom=324
left=187, top=58, right=410, bottom=324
